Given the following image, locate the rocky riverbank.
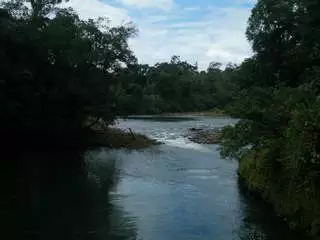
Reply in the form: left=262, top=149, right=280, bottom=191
left=186, top=127, right=222, bottom=144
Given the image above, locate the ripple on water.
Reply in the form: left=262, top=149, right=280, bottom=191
left=108, top=116, right=312, bottom=240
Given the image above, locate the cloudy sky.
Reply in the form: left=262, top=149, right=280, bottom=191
left=61, top=0, right=255, bottom=69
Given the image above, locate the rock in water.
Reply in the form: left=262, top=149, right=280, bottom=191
left=186, top=128, right=221, bottom=144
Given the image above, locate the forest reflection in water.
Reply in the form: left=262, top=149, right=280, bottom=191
left=1, top=145, right=310, bottom=240
left=2, top=150, right=137, bottom=240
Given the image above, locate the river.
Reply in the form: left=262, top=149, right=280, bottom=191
left=6, top=116, right=311, bottom=240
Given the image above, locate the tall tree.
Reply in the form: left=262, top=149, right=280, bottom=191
left=220, top=0, right=320, bottom=235
left=0, top=1, right=136, bottom=147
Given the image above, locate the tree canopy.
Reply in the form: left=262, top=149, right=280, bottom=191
left=2, top=0, right=320, bottom=236
left=115, top=58, right=237, bottom=115
left=0, top=0, right=235, bottom=148
left=0, top=0, right=136, bottom=147
left=220, top=0, right=320, bottom=235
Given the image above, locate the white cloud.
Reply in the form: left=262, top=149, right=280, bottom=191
left=232, top=0, right=257, bottom=4
left=118, top=0, right=174, bottom=10
left=59, top=0, right=253, bottom=70
left=130, top=6, right=252, bottom=69
left=60, top=0, right=130, bottom=25
left=184, top=6, right=201, bottom=11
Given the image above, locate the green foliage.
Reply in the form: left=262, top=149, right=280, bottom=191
left=0, top=0, right=136, bottom=146
left=0, top=0, right=235, bottom=148
left=220, top=0, right=320, bottom=235
left=115, top=58, right=237, bottom=115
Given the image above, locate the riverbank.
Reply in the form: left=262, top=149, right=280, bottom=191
left=159, top=109, right=227, bottom=117
left=238, top=151, right=320, bottom=238
left=1, top=127, right=158, bottom=154
left=121, top=109, right=227, bottom=118
left=186, top=127, right=222, bottom=144
left=86, top=127, right=159, bottom=149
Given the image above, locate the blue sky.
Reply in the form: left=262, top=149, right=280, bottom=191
left=61, top=0, right=256, bottom=69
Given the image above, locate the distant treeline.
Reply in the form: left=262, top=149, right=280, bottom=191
left=0, top=0, right=239, bottom=148
left=2, top=0, right=320, bottom=236
left=115, top=58, right=237, bottom=115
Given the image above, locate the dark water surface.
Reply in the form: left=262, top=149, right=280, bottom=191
left=4, top=116, right=311, bottom=240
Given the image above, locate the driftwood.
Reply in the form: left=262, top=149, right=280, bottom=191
left=128, top=128, right=136, bottom=140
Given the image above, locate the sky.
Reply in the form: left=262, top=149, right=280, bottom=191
left=60, top=0, right=256, bottom=70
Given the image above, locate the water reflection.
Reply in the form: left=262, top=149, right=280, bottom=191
left=236, top=179, right=309, bottom=240
left=2, top=151, right=137, bottom=240
left=1, top=146, right=313, bottom=240
left=1, top=115, right=314, bottom=240
left=84, top=145, right=312, bottom=240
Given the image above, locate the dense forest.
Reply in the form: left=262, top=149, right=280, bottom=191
left=0, top=0, right=138, bottom=147
left=2, top=0, right=320, bottom=237
left=0, top=0, right=236, bottom=148
left=220, top=0, right=320, bottom=236
left=115, top=59, right=237, bottom=115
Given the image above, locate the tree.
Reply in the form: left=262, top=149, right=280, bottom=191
left=220, top=0, right=320, bottom=235
left=0, top=1, right=137, bottom=147
left=114, top=56, right=236, bottom=115
left=29, top=0, right=67, bottom=17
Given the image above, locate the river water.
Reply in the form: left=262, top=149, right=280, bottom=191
left=6, top=116, right=311, bottom=240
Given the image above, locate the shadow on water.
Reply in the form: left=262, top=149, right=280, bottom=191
left=1, top=150, right=137, bottom=240
left=0, top=146, right=314, bottom=240
left=236, top=178, right=312, bottom=240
